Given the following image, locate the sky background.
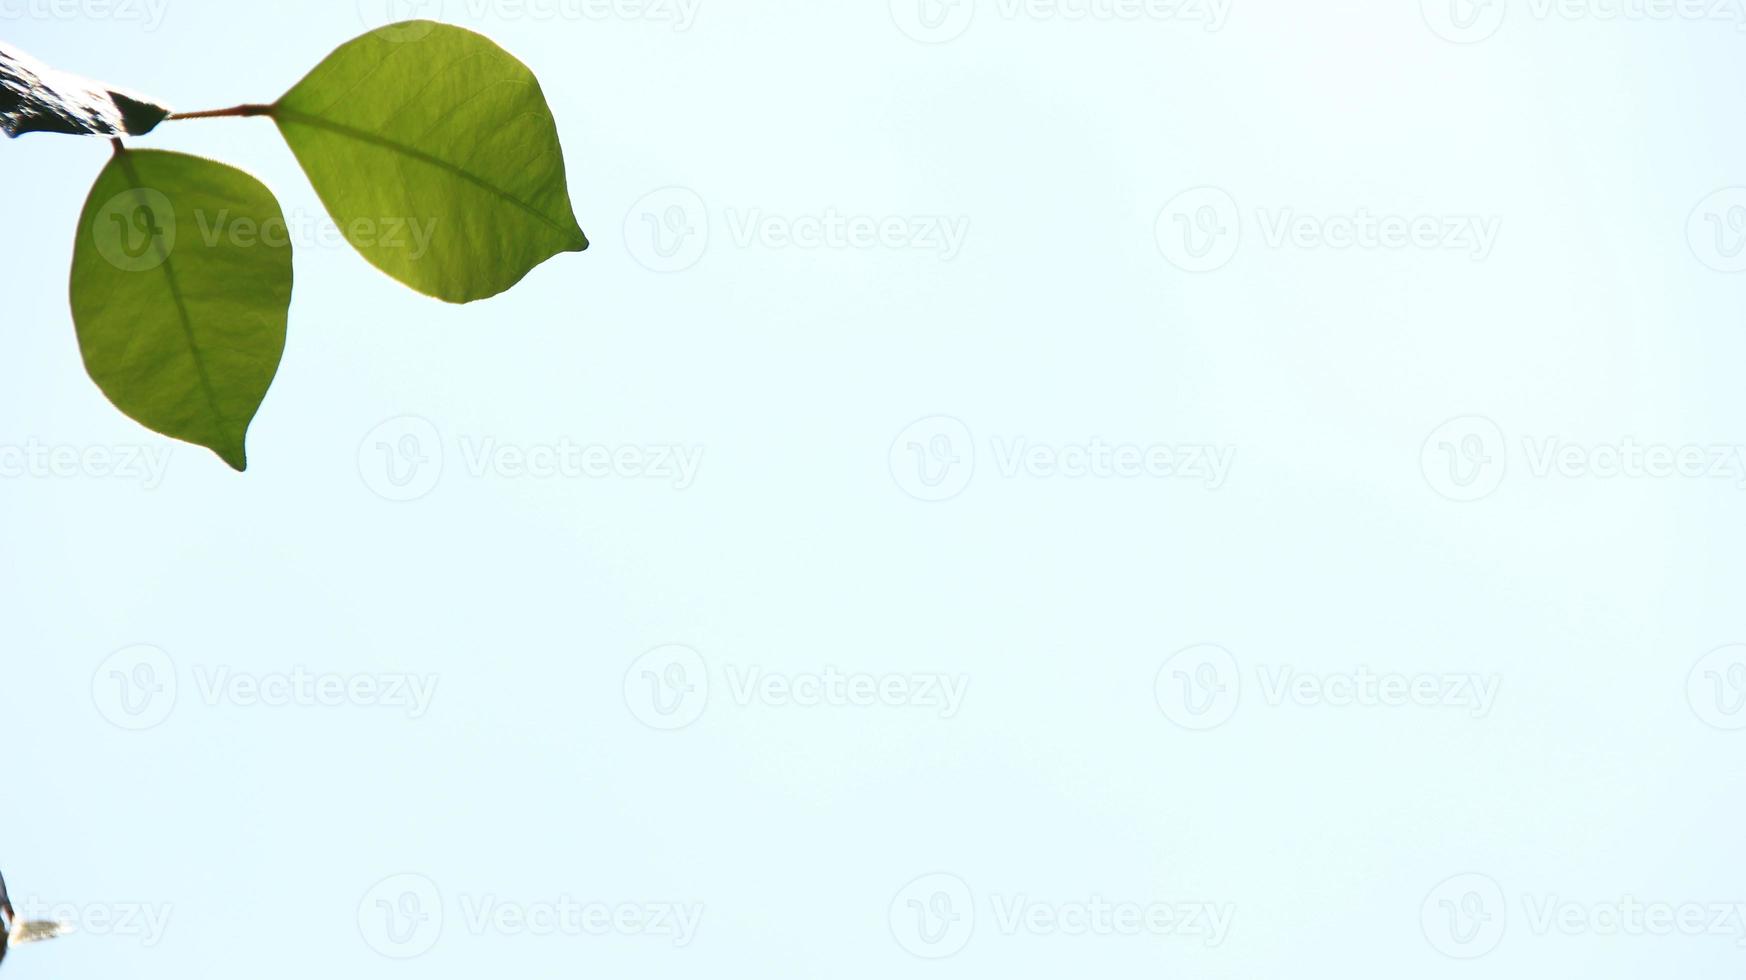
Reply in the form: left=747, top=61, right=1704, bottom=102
left=4, top=0, right=1746, bottom=976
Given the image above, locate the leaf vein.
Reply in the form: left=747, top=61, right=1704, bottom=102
left=276, top=106, right=574, bottom=239
left=112, top=151, right=236, bottom=453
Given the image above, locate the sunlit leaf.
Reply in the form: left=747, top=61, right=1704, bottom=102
left=69, top=150, right=292, bottom=471
left=273, top=20, right=587, bottom=303
left=0, top=41, right=169, bottom=138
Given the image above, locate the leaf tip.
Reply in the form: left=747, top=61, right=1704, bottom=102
left=217, top=443, right=248, bottom=472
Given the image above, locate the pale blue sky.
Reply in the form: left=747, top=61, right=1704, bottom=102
left=4, top=1, right=1746, bottom=977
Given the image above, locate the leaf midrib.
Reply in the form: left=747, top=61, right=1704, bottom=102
left=272, top=105, right=577, bottom=241
left=112, top=150, right=236, bottom=458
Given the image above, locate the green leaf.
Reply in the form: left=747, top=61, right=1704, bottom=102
left=273, top=21, right=587, bottom=304
left=69, top=150, right=292, bottom=471
left=1, top=41, right=169, bottom=138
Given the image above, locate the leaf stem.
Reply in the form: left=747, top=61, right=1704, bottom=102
left=165, top=104, right=275, bottom=121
